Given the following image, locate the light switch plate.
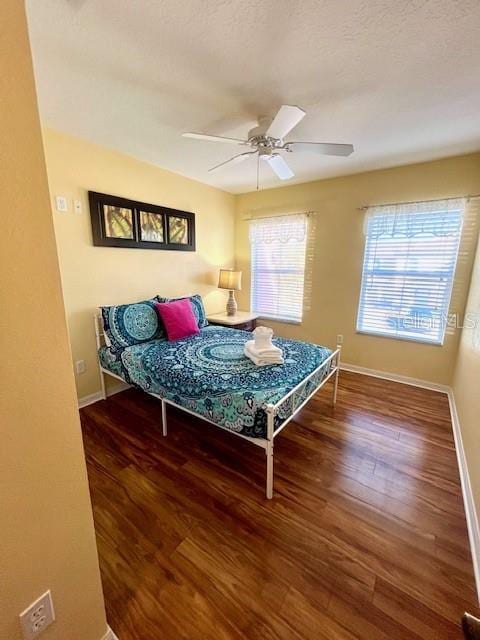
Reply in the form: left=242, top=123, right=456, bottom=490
left=74, top=199, right=82, bottom=214
left=55, top=196, right=68, bottom=212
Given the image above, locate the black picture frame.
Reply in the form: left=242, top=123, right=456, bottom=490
left=88, top=191, right=196, bottom=251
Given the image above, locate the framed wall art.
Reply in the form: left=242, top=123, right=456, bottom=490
left=88, top=191, right=195, bottom=251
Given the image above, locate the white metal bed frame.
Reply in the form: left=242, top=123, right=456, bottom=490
left=94, top=314, right=341, bottom=498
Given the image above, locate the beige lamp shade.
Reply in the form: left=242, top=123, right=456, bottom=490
left=218, top=269, right=242, bottom=291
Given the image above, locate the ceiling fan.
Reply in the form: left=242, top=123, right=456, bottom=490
left=182, top=105, right=354, bottom=183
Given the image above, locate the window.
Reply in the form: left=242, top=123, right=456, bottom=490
left=357, top=199, right=465, bottom=344
left=249, top=213, right=308, bottom=323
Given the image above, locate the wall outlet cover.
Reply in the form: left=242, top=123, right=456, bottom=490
left=19, top=590, right=55, bottom=639
left=76, top=360, right=86, bottom=375
left=55, top=196, right=68, bottom=212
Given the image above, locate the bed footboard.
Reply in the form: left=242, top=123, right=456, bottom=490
left=263, top=345, right=341, bottom=498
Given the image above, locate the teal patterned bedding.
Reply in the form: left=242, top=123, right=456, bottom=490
left=100, top=326, right=332, bottom=439
left=98, top=345, right=127, bottom=379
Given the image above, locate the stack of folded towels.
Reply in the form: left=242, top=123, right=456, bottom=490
left=244, top=326, right=284, bottom=366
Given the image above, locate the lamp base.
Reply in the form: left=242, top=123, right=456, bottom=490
left=226, top=290, right=237, bottom=316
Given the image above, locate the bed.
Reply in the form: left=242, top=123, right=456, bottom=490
left=95, top=316, right=341, bottom=498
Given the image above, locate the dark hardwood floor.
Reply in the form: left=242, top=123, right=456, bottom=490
left=81, top=371, right=479, bottom=639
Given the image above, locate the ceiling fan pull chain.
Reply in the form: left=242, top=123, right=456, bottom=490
left=256, top=153, right=260, bottom=191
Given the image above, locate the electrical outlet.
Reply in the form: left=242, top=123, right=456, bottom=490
left=19, top=591, right=55, bottom=639
left=337, top=334, right=344, bottom=345
left=55, top=196, right=68, bottom=212
left=76, top=359, right=86, bottom=374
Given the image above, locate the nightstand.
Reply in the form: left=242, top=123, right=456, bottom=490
left=207, top=311, right=258, bottom=332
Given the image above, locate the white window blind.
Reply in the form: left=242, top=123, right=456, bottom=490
left=357, top=198, right=465, bottom=345
left=249, top=213, right=307, bottom=323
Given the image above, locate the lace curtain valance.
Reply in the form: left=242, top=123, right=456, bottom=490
left=249, top=213, right=307, bottom=244
left=365, top=198, right=466, bottom=238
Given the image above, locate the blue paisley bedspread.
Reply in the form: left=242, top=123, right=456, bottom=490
left=98, top=344, right=126, bottom=379
left=100, top=326, right=333, bottom=439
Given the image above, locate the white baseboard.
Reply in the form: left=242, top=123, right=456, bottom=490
left=78, top=391, right=104, bottom=409
left=447, top=389, right=480, bottom=603
left=102, top=626, right=119, bottom=640
left=340, top=362, right=450, bottom=394
left=78, top=381, right=130, bottom=409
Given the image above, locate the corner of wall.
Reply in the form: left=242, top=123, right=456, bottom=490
left=447, top=389, right=480, bottom=603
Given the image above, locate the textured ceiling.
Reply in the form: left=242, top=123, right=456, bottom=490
left=27, top=0, right=480, bottom=194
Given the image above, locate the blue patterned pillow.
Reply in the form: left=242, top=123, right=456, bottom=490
left=101, top=298, right=165, bottom=350
left=156, top=294, right=208, bottom=328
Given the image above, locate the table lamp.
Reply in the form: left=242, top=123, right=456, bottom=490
left=218, top=269, right=242, bottom=316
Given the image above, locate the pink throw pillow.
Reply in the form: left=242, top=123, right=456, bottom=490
left=155, top=298, right=200, bottom=341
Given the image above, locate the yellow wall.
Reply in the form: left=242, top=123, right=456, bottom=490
left=43, top=129, right=235, bottom=399
left=452, top=214, right=480, bottom=518
left=235, top=153, right=480, bottom=385
left=0, top=3, right=107, bottom=640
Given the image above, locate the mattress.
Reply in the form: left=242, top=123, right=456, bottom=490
left=100, top=326, right=332, bottom=439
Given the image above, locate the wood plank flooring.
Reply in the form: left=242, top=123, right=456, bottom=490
left=80, top=371, right=479, bottom=639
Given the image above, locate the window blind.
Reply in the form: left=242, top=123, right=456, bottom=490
left=357, top=198, right=465, bottom=344
left=249, top=213, right=307, bottom=323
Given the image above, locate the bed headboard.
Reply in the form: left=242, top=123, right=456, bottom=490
left=94, top=312, right=106, bottom=350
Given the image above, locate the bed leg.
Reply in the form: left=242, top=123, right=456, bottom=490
left=99, top=368, right=107, bottom=401
left=266, top=441, right=274, bottom=499
left=333, top=345, right=341, bottom=406
left=265, top=406, right=275, bottom=499
left=161, top=399, right=168, bottom=436
left=333, top=367, right=339, bottom=405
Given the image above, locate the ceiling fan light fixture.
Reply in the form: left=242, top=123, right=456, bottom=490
left=258, top=149, right=273, bottom=159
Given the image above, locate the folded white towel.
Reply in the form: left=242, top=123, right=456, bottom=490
left=244, top=345, right=284, bottom=366
left=245, top=339, right=283, bottom=357
left=249, top=354, right=284, bottom=364
left=253, top=326, right=275, bottom=351
left=245, top=352, right=283, bottom=366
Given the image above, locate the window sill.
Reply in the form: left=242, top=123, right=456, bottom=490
left=257, top=315, right=302, bottom=326
left=356, top=329, right=444, bottom=347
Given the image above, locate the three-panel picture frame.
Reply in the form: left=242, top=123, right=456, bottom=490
left=88, top=191, right=196, bottom=251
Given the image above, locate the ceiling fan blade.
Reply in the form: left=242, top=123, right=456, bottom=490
left=183, top=132, right=248, bottom=145
left=285, top=142, right=354, bottom=156
left=208, top=151, right=256, bottom=173
left=266, top=105, right=306, bottom=140
left=263, top=154, right=295, bottom=180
